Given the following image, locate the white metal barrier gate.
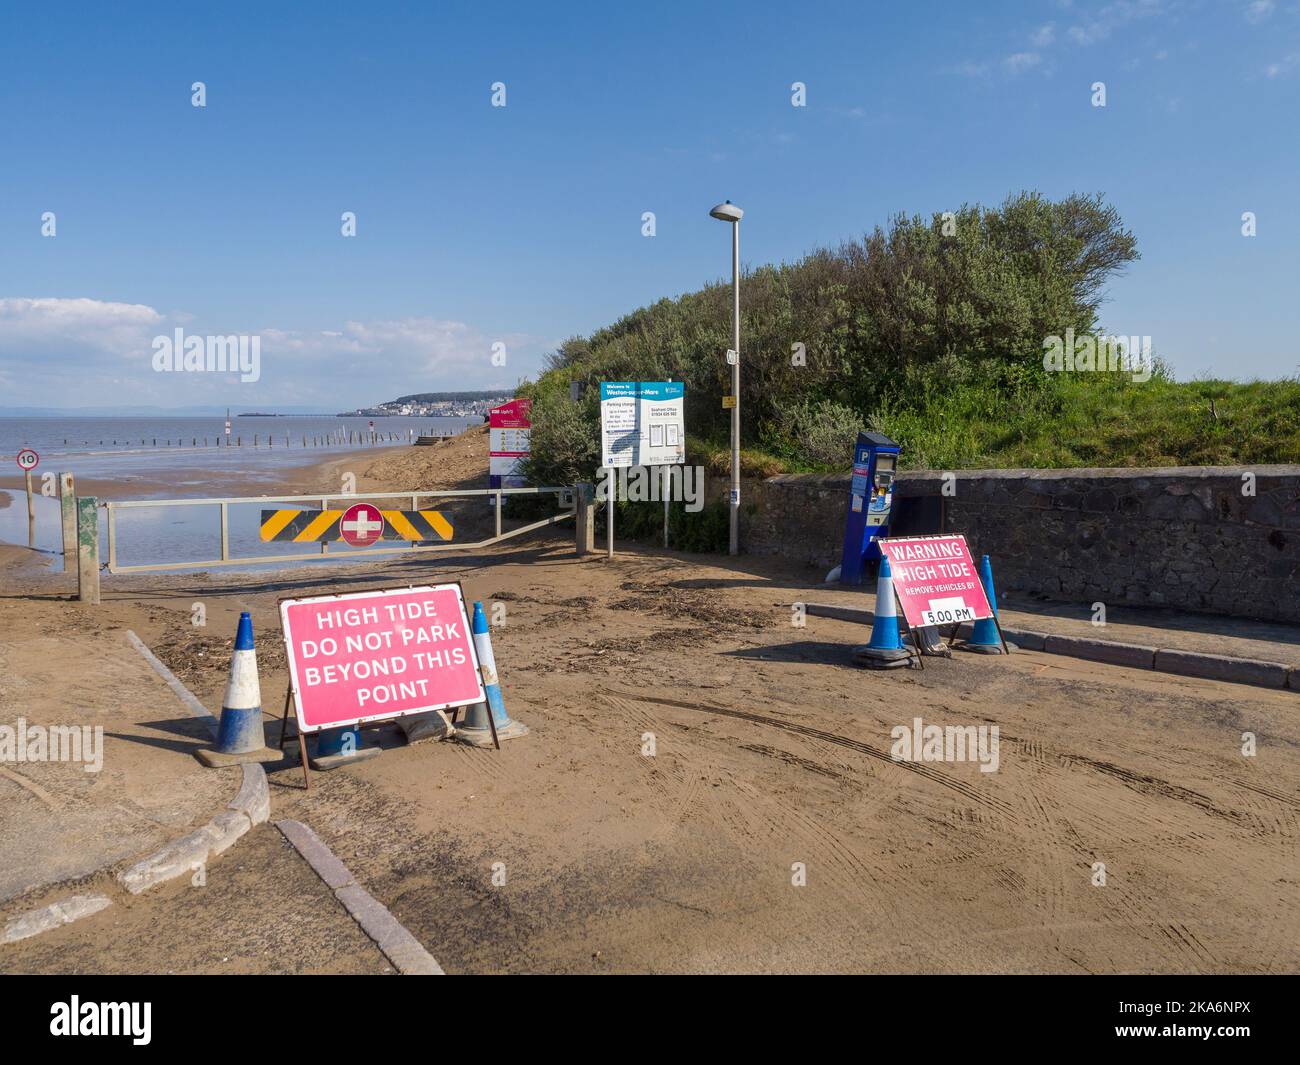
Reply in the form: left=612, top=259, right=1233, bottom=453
left=102, top=485, right=591, bottom=575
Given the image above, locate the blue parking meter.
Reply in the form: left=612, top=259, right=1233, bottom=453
left=838, top=431, right=901, bottom=585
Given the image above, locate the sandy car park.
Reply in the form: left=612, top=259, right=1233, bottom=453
left=2, top=506, right=1296, bottom=975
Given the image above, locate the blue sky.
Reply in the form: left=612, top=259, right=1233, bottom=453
left=1, top=0, right=1297, bottom=410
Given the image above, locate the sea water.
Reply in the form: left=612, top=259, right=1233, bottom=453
left=0, top=415, right=475, bottom=571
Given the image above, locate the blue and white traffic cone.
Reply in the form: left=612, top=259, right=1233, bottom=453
left=309, top=722, right=380, bottom=771
left=196, top=612, right=281, bottom=766
left=455, top=601, right=529, bottom=747
left=957, top=554, right=1015, bottom=655
left=852, top=557, right=913, bottom=669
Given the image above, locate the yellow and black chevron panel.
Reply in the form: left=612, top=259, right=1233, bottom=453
left=259, top=509, right=453, bottom=543
left=259, top=509, right=340, bottom=542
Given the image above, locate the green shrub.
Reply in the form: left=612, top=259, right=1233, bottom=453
left=608, top=498, right=730, bottom=553
left=760, top=396, right=866, bottom=469
left=514, top=190, right=1299, bottom=477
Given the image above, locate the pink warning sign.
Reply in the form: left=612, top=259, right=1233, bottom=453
left=279, top=584, right=485, bottom=732
left=878, top=535, right=994, bottom=629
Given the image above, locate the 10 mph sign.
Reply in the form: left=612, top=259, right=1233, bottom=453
left=15, top=448, right=38, bottom=472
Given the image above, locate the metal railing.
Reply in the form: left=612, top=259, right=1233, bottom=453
left=103, top=486, right=581, bottom=574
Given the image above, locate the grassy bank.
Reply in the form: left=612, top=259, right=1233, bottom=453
left=817, top=372, right=1300, bottom=472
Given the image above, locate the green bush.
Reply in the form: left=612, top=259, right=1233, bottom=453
left=515, top=190, right=1299, bottom=476
left=760, top=396, right=866, bottom=469
left=610, top=498, right=730, bottom=553
left=518, top=190, right=1141, bottom=477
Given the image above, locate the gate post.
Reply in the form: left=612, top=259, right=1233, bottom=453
left=575, top=482, right=595, bottom=556
left=77, top=496, right=100, bottom=604
left=59, top=472, right=77, bottom=566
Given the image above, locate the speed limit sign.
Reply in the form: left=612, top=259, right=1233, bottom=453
left=15, top=448, right=38, bottom=472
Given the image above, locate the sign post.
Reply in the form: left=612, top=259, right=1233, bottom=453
left=490, top=398, right=532, bottom=532
left=16, top=448, right=38, bottom=528
left=489, top=398, right=532, bottom=489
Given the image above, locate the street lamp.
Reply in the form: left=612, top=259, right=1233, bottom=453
left=709, top=200, right=743, bottom=556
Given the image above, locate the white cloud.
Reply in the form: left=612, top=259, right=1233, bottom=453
left=0, top=297, right=541, bottom=408
left=0, top=296, right=161, bottom=355
left=1264, top=52, right=1300, bottom=76
left=1067, top=0, right=1168, bottom=46
left=1031, top=23, right=1057, bottom=47
left=1004, top=51, right=1044, bottom=73
left=1245, top=1, right=1276, bottom=24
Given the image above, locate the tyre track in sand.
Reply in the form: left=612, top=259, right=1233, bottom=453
left=599, top=687, right=1017, bottom=822
left=597, top=691, right=915, bottom=936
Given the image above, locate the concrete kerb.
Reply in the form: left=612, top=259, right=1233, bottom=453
left=3, top=634, right=277, bottom=941
left=276, top=819, right=444, bottom=975
left=1041, top=634, right=1157, bottom=670
left=4, top=894, right=113, bottom=945
left=117, top=763, right=270, bottom=894
left=126, top=629, right=218, bottom=735
left=799, top=603, right=1297, bottom=691
left=1153, top=649, right=1291, bottom=689
left=113, top=628, right=274, bottom=894
left=4, top=750, right=272, bottom=942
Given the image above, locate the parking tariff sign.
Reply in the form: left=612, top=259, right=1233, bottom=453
left=879, top=534, right=994, bottom=629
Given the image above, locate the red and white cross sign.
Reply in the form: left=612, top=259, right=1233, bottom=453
left=339, top=503, right=386, bottom=547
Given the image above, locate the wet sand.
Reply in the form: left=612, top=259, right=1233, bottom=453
left=0, top=444, right=411, bottom=503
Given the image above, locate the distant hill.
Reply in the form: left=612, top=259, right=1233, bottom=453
left=389, top=391, right=510, bottom=404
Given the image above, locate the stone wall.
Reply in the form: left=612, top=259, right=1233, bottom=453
left=707, top=466, right=1300, bottom=623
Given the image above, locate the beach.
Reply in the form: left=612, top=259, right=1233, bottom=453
left=3, top=467, right=1297, bottom=975
left=0, top=423, right=493, bottom=572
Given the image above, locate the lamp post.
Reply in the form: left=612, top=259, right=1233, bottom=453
left=709, top=200, right=743, bottom=556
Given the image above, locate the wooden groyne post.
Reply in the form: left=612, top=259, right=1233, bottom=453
left=77, top=496, right=100, bottom=604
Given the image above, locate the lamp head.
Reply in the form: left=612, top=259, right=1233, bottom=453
left=709, top=201, right=744, bottom=223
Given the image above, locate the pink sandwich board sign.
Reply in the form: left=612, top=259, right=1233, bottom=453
left=878, top=534, right=994, bottom=630
left=279, top=583, right=486, bottom=734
